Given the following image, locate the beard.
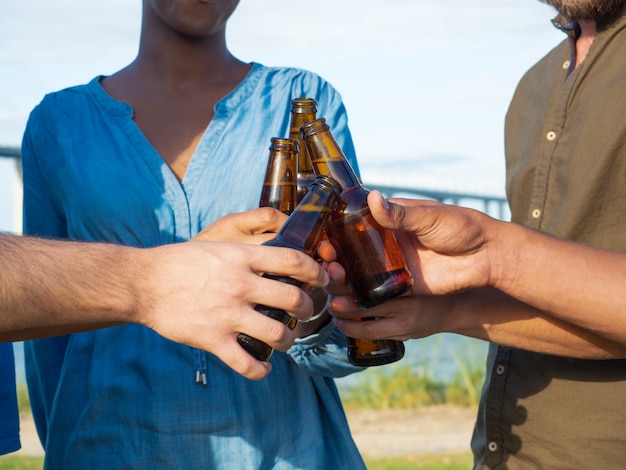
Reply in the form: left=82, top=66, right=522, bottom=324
left=540, top=0, right=625, bottom=22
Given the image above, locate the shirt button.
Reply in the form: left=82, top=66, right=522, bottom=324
left=546, top=131, right=557, bottom=141
left=531, top=208, right=541, bottom=219
left=495, top=364, right=506, bottom=375
left=488, top=441, right=499, bottom=452
left=562, top=60, right=571, bottom=70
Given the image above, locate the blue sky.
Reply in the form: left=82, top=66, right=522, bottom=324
left=0, top=0, right=563, bottom=232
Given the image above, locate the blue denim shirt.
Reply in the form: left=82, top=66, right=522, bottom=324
left=0, top=343, right=20, bottom=455
left=22, top=63, right=366, bottom=469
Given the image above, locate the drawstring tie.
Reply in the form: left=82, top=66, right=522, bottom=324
left=193, top=348, right=208, bottom=386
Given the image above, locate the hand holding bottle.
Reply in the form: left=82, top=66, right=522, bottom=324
left=302, top=118, right=411, bottom=365
left=319, top=190, right=481, bottom=344
left=193, top=207, right=289, bottom=245
left=238, top=175, right=342, bottom=361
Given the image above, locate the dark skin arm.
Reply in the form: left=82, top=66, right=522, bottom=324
left=322, top=191, right=626, bottom=359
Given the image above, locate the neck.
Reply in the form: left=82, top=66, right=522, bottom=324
left=131, top=9, right=241, bottom=89
left=575, top=20, right=597, bottom=67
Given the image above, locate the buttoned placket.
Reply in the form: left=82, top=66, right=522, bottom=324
left=483, top=33, right=580, bottom=469
left=483, top=346, right=511, bottom=468
left=525, top=56, right=578, bottom=231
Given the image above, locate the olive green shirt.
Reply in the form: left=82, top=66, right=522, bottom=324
left=472, top=11, right=626, bottom=469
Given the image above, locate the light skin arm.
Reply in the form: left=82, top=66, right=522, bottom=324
left=0, top=208, right=328, bottom=380
left=324, top=191, right=626, bottom=359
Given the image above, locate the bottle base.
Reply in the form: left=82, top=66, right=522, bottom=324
left=347, top=338, right=405, bottom=366
left=348, top=350, right=405, bottom=366
left=238, top=333, right=273, bottom=362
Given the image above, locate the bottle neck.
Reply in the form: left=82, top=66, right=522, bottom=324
left=259, top=140, right=297, bottom=214
left=291, top=114, right=316, bottom=174
left=289, top=112, right=317, bottom=141
left=268, top=176, right=340, bottom=256
left=305, top=135, right=360, bottom=189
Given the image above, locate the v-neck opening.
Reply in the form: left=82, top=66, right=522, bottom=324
left=180, top=62, right=263, bottom=193
left=88, top=63, right=264, bottom=197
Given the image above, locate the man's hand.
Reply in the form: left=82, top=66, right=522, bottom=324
left=194, top=207, right=288, bottom=245
left=136, top=241, right=328, bottom=381
left=319, top=190, right=496, bottom=343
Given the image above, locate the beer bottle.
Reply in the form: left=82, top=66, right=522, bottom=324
left=259, top=137, right=299, bottom=329
left=289, top=99, right=328, bottom=315
left=259, top=137, right=298, bottom=215
left=238, top=174, right=342, bottom=361
left=289, top=98, right=318, bottom=203
left=301, top=117, right=412, bottom=366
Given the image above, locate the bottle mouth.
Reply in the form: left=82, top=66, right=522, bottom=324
left=311, top=174, right=342, bottom=195
left=299, top=118, right=328, bottom=138
left=269, top=137, right=299, bottom=152
left=291, top=97, right=318, bottom=112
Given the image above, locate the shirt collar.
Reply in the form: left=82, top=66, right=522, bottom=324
left=551, top=15, right=580, bottom=38
left=550, top=15, right=579, bottom=74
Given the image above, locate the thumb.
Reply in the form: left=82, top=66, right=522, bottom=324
left=368, top=191, right=445, bottom=237
left=367, top=190, right=411, bottom=231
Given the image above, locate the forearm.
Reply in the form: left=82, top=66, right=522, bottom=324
left=0, top=234, right=137, bottom=340
left=450, top=287, right=626, bottom=359
left=490, top=221, right=626, bottom=343
left=348, top=196, right=626, bottom=357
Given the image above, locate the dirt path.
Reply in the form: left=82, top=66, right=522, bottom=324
left=15, top=406, right=477, bottom=459
left=14, top=414, right=44, bottom=457
left=346, top=406, right=477, bottom=458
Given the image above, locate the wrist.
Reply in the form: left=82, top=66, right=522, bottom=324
left=486, top=218, right=517, bottom=292
left=121, top=245, right=156, bottom=326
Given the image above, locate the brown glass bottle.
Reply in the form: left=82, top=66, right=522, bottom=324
left=259, top=137, right=298, bottom=215
left=238, top=175, right=342, bottom=361
left=259, top=137, right=299, bottom=329
left=289, top=98, right=318, bottom=203
left=347, top=335, right=406, bottom=366
left=301, top=117, right=412, bottom=366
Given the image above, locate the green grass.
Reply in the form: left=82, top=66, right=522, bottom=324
left=0, top=456, right=43, bottom=469
left=365, top=452, right=473, bottom=469
left=0, top=454, right=472, bottom=470
left=340, top=336, right=487, bottom=410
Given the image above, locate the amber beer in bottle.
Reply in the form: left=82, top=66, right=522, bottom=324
left=259, top=137, right=299, bottom=329
left=238, top=175, right=342, bottom=361
left=301, top=118, right=412, bottom=366
left=259, top=137, right=298, bottom=215
left=289, top=98, right=318, bottom=203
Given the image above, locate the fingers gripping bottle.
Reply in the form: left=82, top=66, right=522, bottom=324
left=238, top=175, right=342, bottom=361
left=288, top=98, right=318, bottom=203
left=259, top=137, right=298, bottom=215
left=301, top=118, right=413, bottom=366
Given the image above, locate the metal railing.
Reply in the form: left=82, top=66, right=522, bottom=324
left=0, top=146, right=21, bottom=159
left=0, top=146, right=509, bottom=220
left=367, top=183, right=509, bottom=220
